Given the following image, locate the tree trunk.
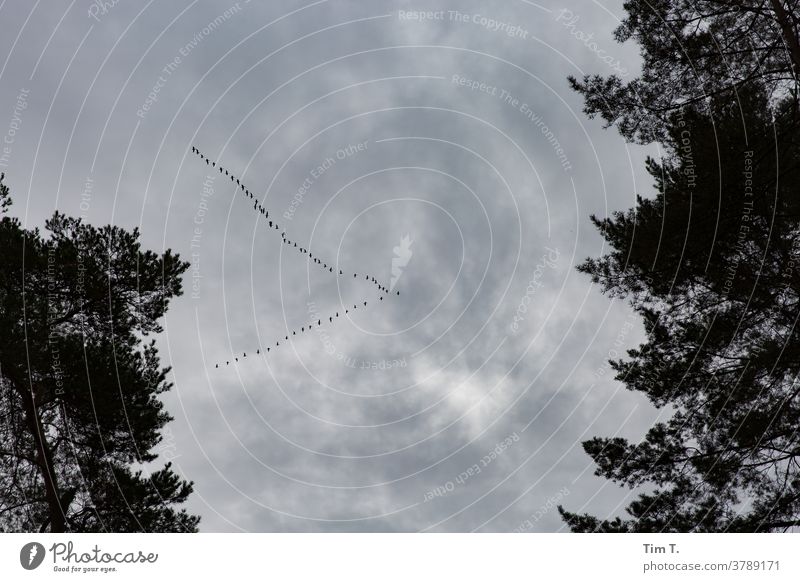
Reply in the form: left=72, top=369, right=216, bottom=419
left=7, top=367, right=66, bottom=532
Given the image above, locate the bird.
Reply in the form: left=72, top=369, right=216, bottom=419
left=243, top=353, right=247, bottom=357
left=256, top=349, right=260, bottom=354
left=396, top=291, right=400, bottom=295
left=267, top=347, right=270, bottom=352
left=215, top=363, right=218, bottom=368
left=364, top=301, right=367, bottom=306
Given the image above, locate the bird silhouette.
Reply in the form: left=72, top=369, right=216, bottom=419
left=194, top=146, right=403, bottom=370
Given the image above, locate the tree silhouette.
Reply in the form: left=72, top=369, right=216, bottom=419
left=570, top=0, right=800, bottom=144
left=0, top=175, right=199, bottom=532
left=560, top=1, right=800, bottom=532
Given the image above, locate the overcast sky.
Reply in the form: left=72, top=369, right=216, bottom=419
left=0, top=0, right=665, bottom=531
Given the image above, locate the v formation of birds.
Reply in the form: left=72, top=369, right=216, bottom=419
left=190, top=146, right=400, bottom=369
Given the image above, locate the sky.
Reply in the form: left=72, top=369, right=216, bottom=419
left=0, top=0, right=665, bottom=531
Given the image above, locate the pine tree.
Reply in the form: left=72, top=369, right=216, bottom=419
left=0, top=176, right=199, bottom=532
left=560, top=1, right=800, bottom=532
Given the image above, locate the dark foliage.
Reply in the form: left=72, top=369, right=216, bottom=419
left=0, top=176, right=198, bottom=532
left=561, top=1, right=800, bottom=532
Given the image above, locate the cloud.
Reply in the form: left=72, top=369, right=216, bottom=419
left=1, top=0, right=659, bottom=531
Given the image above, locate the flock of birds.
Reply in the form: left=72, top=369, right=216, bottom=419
left=190, top=146, right=399, bottom=368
